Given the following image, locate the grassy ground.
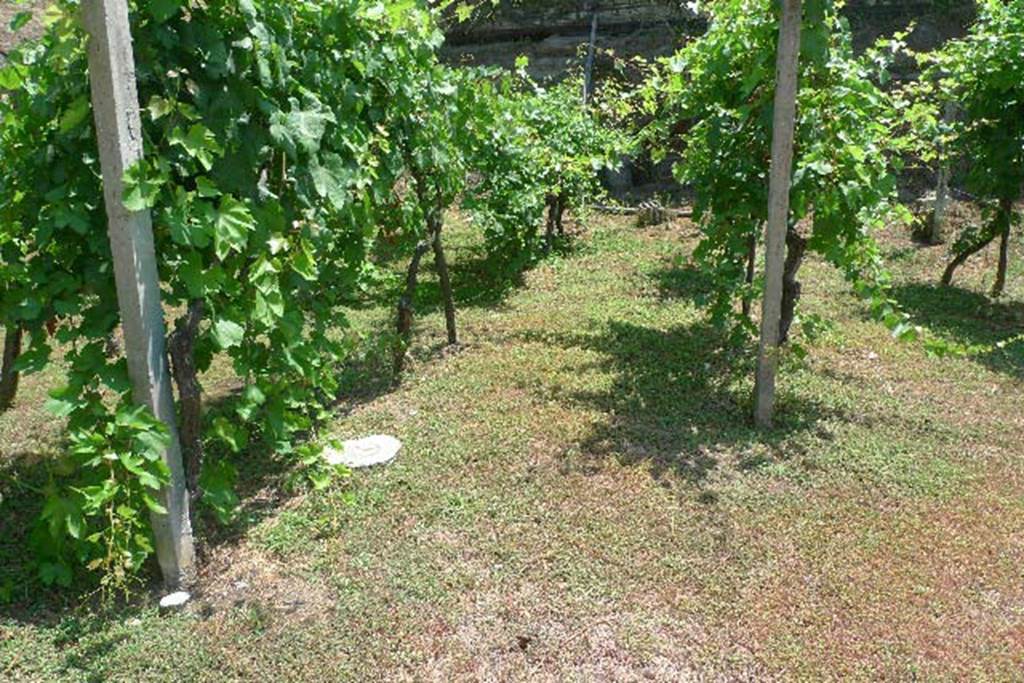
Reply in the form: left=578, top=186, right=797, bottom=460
left=2, top=211, right=1023, bottom=681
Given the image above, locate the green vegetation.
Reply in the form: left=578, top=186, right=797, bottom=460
left=3, top=213, right=1022, bottom=680
left=0, top=0, right=630, bottom=590
left=919, top=0, right=1024, bottom=296
left=644, top=0, right=910, bottom=342
left=1, top=0, right=1023, bottom=678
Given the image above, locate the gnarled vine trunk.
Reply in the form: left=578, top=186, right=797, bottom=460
left=0, top=325, right=23, bottom=413
left=398, top=153, right=459, bottom=380
left=394, top=239, right=432, bottom=379
left=544, top=192, right=567, bottom=250
left=168, top=300, right=204, bottom=502
left=993, top=198, right=1013, bottom=297
left=779, top=228, right=807, bottom=344
left=942, top=197, right=1013, bottom=294
left=431, top=214, right=458, bottom=346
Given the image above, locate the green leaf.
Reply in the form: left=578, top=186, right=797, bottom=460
left=147, top=0, right=182, bottom=23
left=135, top=428, right=170, bottom=460
left=213, top=196, right=254, bottom=260
left=58, top=97, right=91, bottom=135
left=45, top=386, right=81, bottom=417
left=10, top=11, right=32, bottom=32
left=212, top=319, right=245, bottom=349
left=199, top=459, right=239, bottom=524
left=114, top=404, right=155, bottom=431
left=310, top=153, right=354, bottom=209
left=236, top=384, right=266, bottom=421
left=291, top=239, right=318, bottom=282
left=254, top=287, right=285, bottom=326
left=170, top=124, right=222, bottom=171
left=269, top=100, right=336, bottom=156
left=213, top=416, right=248, bottom=453
left=195, top=176, right=220, bottom=198
left=142, top=493, right=168, bottom=514
left=138, top=471, right=163, bottom=491
left=39, top=562, right=73, bottom=588
left=66, top=507, right=85, bottom=540
left=122, top=162, right=163, bottom=212
left=0, top=65, right=23, bottom=90
left=147, top=96, right=176, bottom=121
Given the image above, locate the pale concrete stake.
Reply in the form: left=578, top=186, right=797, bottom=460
left=929, top=101, right=957, bottom=245
left=754, top=0, right=803, bottom=429
left=83, top=0, right=196, bottom=589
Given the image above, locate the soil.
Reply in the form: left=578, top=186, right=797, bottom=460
left=0, top=0, right=45, bottom=57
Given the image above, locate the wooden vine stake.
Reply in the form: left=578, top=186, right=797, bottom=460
left=754, top=0, right=803, bottom=429
left=83, top=0, right=196, bottom=589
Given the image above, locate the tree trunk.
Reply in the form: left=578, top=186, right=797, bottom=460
left=742, top=229, right=757, bottom=320
left=754, top=0, right=803, bottom=429
left=556, top=192, right=567, bottom=237
left=992, top=197, right=1013, bottom=298
left=545, top=194, right=558, bottom=251
left=394, top=239, right=432, bottom=379
left=0, top=325, right=23, bottom=413
left=778, top=229, right=807, bottom=344
left=941, top=234, right=994, bottom=286
left=941, top=206, right=1006, bottom=288
left=168, top=300, right=204, bottom=503
left=431, top=218, right=458, bottom=346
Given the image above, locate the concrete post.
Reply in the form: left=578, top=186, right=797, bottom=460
left=929, top=101, right=957, bottom=245
left=754, top=0, right=802, bottom=429
left=83, top=0, right=196, bottom=589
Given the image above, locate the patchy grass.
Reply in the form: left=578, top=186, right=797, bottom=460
left=2, top=212, right=1023, bottom=681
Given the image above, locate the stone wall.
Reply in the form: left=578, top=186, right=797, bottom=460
left=442, top=1, right=977, bottom=80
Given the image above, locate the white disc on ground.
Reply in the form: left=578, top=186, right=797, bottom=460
left=324, top=435, right=402, bottom=468
left=159, top=591, right=191, bottom=611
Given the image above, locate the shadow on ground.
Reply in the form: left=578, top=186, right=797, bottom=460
left=520, top=318, right=839, bottom=491
left=892, top=283, right=1024, bottom=380
left=652, top=260, right=719, bottom=305
left=360, top=242, right=534, bottom=314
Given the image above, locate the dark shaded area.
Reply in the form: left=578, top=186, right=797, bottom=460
left=411, top=246, right=530, bottom=313
left=519, top=318, right=838, bottom=491
left=892, top=283, right=1024, bottom=380
left=652, top=259, right=717, bottom=304
left=0, top=394, right=299, bottom=621
left=361, top=241, right=530, bottom=314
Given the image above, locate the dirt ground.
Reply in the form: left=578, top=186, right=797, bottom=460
left=0, top=1, right=45, bottom=56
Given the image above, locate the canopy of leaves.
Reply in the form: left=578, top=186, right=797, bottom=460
left=0, top=0, right=449, bottom=587
left=644, top=0, right=908, bottom=331
left=0, top=0, right=630, bottom=589
left=920, top=0, right=1024, bottom=202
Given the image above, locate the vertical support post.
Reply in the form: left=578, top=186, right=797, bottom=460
left=754, top=0, right=802, bottom=429
left=582, top=2, right=599, bottom=106
left=83, top=0, right=196, bottom=589
left=929, top=101, right=956, bottom=245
